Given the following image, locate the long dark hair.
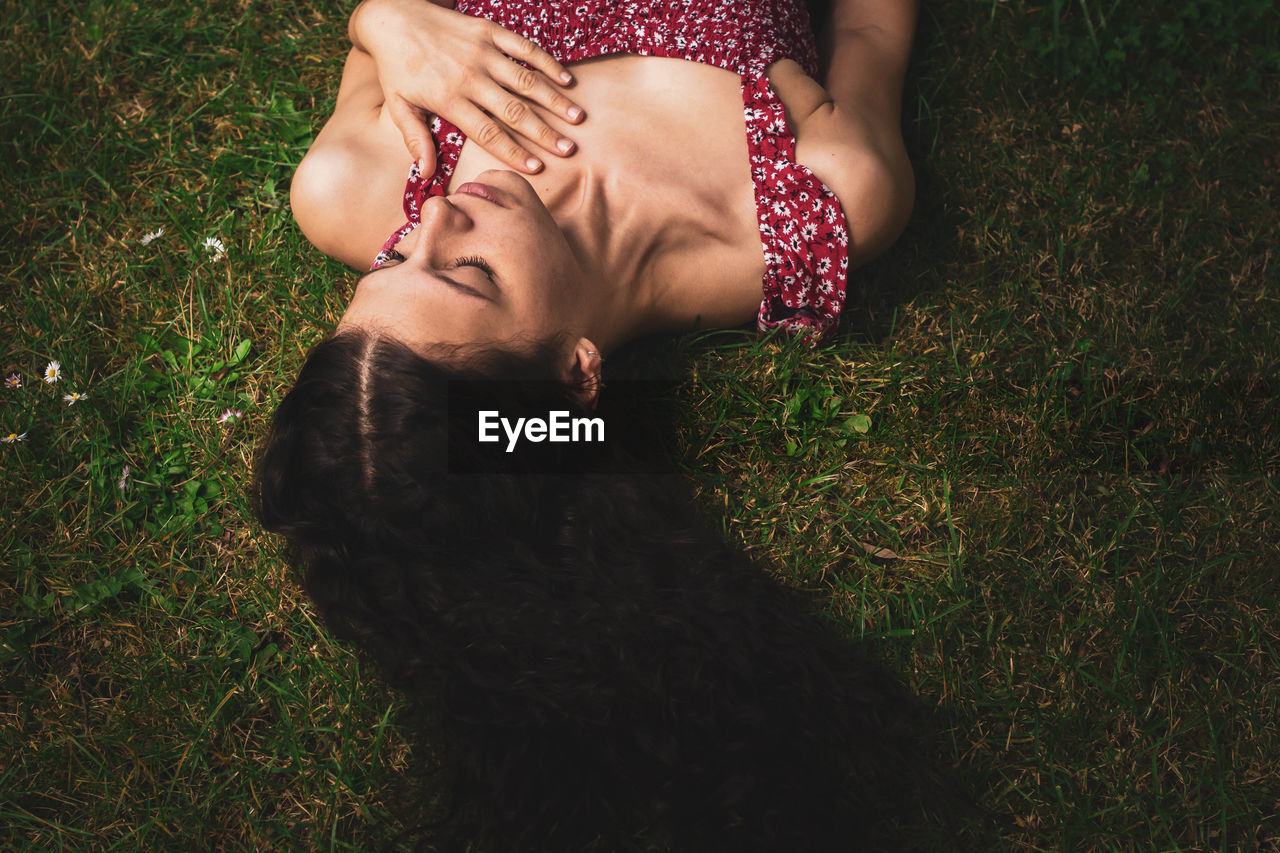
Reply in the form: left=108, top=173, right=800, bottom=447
left=254, top=330, right=946, bottom=851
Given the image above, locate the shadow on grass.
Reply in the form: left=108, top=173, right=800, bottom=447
left=362, top=668, right=980, bottom=853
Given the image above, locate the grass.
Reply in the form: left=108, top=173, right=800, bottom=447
left=2, top=0, right=1277, bottom=848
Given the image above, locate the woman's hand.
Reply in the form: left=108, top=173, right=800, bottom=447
left=350, top=0, right=585, bottom=175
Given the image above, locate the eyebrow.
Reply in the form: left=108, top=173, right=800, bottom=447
left=359, top=262, right=491, bottom=302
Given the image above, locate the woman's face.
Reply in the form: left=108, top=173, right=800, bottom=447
left=339, top=169, right=588, bottom=353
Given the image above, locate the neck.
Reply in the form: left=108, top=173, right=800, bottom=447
left=538, top=162, right=674, bottom=352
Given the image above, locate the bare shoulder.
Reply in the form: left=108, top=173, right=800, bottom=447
left=291, top=48, right=410, bottom=269
left=794, top=101, right=914, bottom=268
left=768, top=60, right=913, bottom=268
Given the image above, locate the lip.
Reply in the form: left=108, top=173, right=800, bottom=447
left=454, top=182, right=505, bottom=207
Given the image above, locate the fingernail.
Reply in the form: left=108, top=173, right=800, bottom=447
left=560, top=71, right=573, bottom=84
left=557, top=138, right=574, bottom=154
left=526, top=157, right=542, bottom=172
left=567, top=106, right=583, bottom=120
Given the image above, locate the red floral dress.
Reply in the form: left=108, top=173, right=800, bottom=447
left=373, top=0, right=850, bottom=339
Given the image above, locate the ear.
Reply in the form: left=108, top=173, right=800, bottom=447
left=562, top=337, right=603, bottom=409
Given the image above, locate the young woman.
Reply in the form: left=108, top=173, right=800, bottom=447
left=256, top=1, right=943, bottom=849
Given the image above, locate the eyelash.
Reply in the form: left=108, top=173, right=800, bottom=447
left=456, top=255, right=494, bottom=279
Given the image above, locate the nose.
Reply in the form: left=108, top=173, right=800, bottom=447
left=411, top=195, right=472, bottom=255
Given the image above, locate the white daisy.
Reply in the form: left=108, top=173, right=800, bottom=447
left=2, top=432, right=27, bottom=444
left=117, top=464, right=132, bottom=492
left=63, top=391, right=89, bottom=406
left=203, top=236, right=226, bottom=261
left=43, top=360, right=61, bottom=384
left=3, top=373, right=20, bottom=389
left=217, top=408, right=243, bottom=424
left=141, top=227, right=165, bottom=245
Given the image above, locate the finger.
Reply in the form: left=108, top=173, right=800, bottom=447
left=386, top=95, right=437, bottom=171
left=488, top=25, right=581, bottom=98
left=497, top=60, right=586, bottom=128
left=483, top=80, right=578, bottom=158
left=454, top=100, right=543, bottom=174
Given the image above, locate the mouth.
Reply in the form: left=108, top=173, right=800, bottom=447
left=454, top=182, right=505, bottom=207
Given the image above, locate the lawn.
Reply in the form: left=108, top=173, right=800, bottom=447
left=2, top=0, right=1278, bottom=849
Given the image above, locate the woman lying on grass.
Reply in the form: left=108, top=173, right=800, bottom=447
left=256, top=0, right=941, bottom=849
left=291, top=0, right=916, bottom=363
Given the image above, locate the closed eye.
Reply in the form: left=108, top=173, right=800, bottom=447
left=362, top=256, right=493, bottom=302
left=456, top=255, right=496, bottom=285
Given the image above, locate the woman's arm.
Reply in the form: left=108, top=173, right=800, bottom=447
left=794, top=0, right=918, bottom=267
left=349, top=0, right=456, bottom=42
left=823, top=0, right=917, bottom=128
left=291, top=48, right=412, bottom=269
left=347, top=0, right=585, bottom=174
left=292, top=0, right=590, bottom=266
